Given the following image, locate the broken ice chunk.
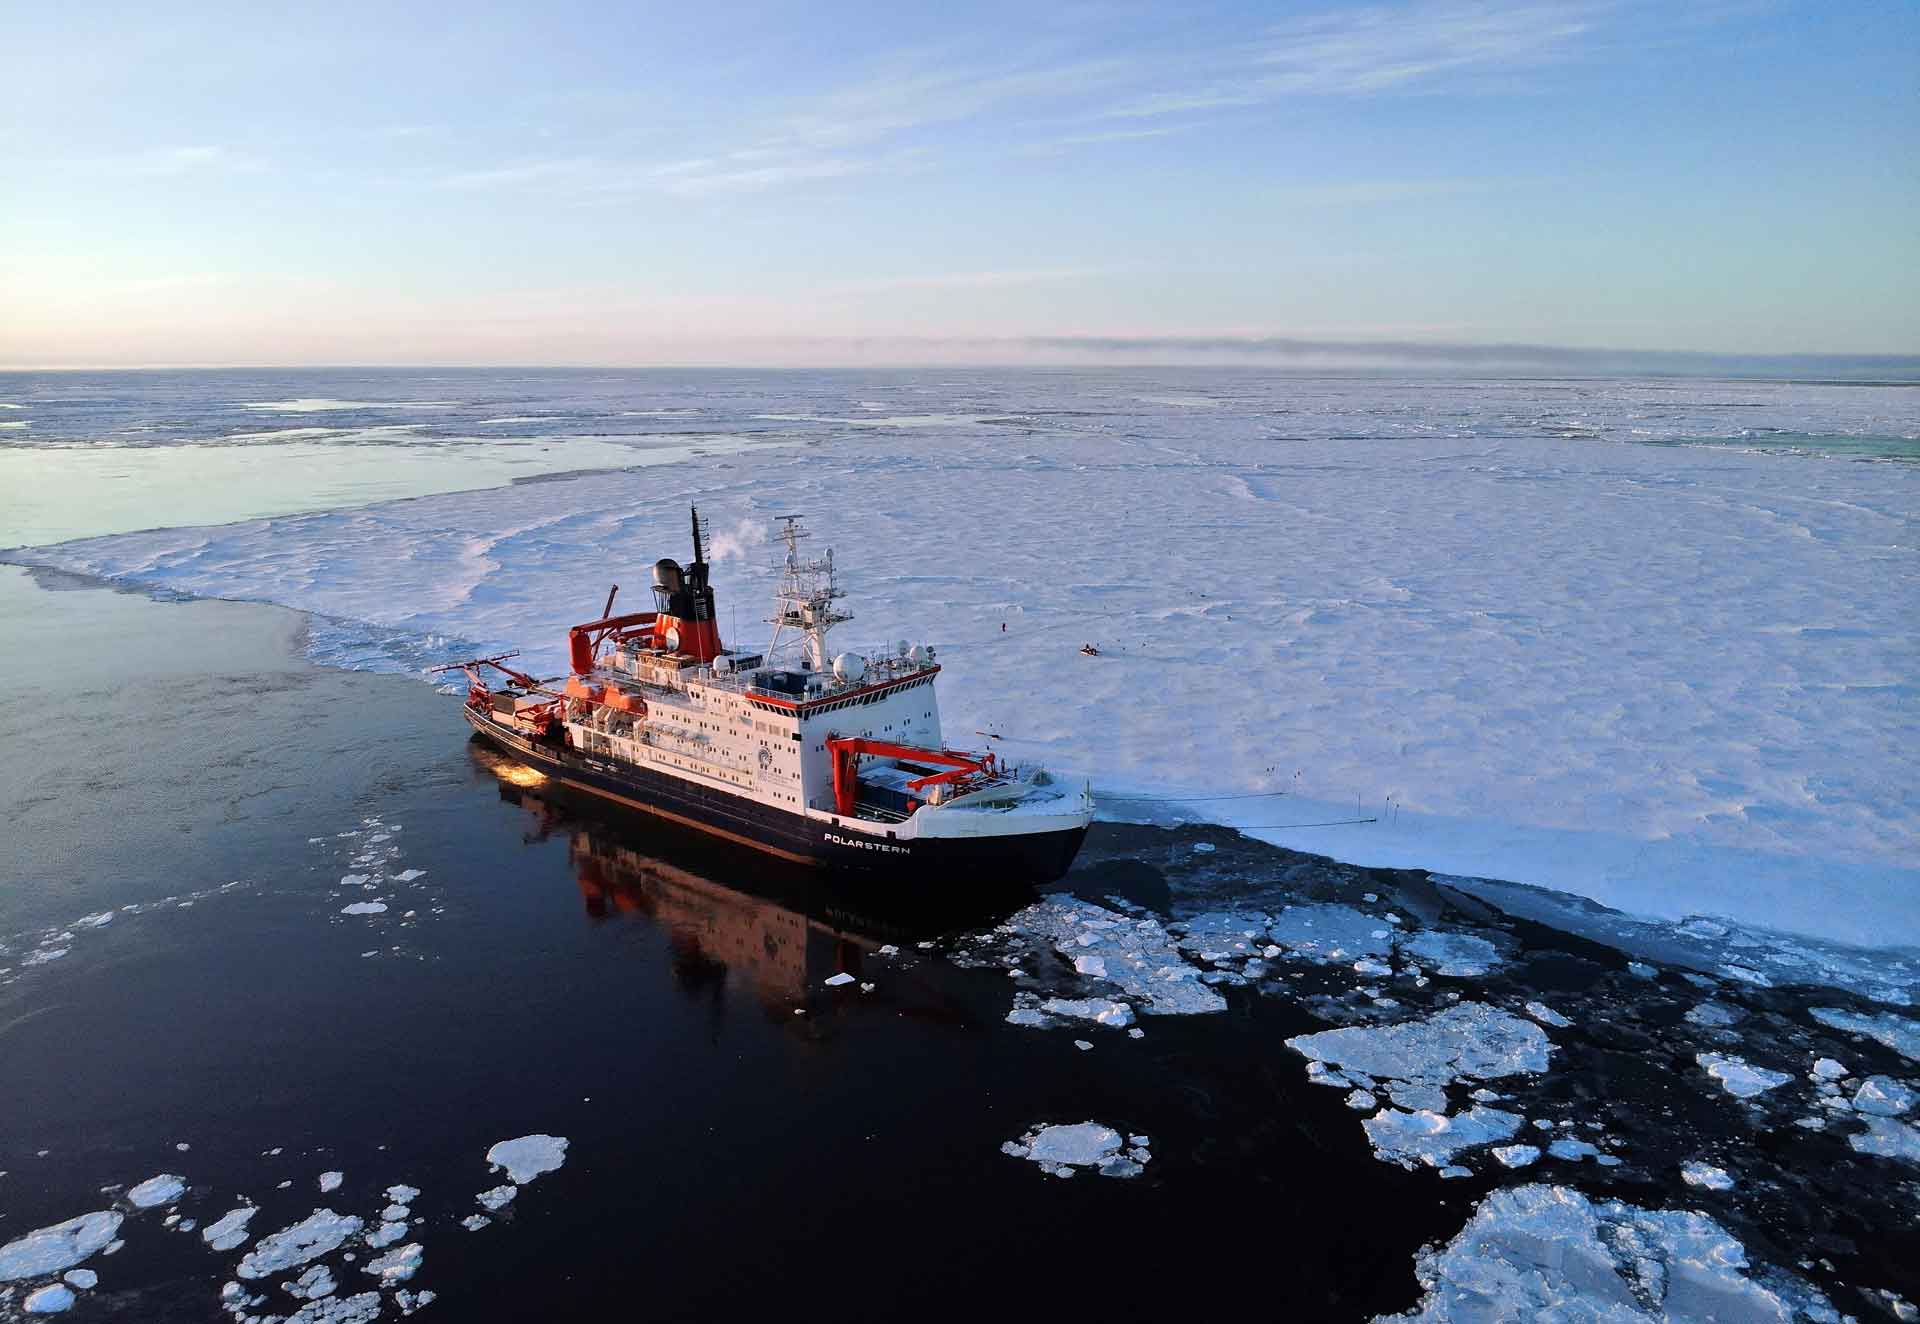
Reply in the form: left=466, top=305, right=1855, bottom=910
left=1685, top=1002, right=1744, bottom=1028
left=1346, top=1089, right=1379, bottom=1112
left=1696, top=1053, right=1792, bottom=1099
left=476, top=1185, right=517, bottom=1212
left=1849, top=1116, right=1920, bottom=1163
left=339, top=902, right=386, bottom=915
left=1853, top=1076, right=1916, bottom=1117
left=1546, top=1138, right=1601, bottom=1162
left=1363, top=1107, right=1523, bottom=1169
left=1810, top=1058, right=1847, bottom=1082
left=286, top=1264, right=337, bottom=1300
left=317, top=1171, right=344, bottom=1193
left=1680, top=1161, right=1735, bottom=1191
left=127, top=1174, right=187, bottom=1208
left=1492, top=1145, right=1540, bottom=1168
left=1398, top=932, right=1503, bottom=978
left=202, top=1206, right=257, bottom=1252
left=461, top=1215, right=491, bottom=1231
left=23, top=1283, right=76, bottom=1314
left=486, top=1134, right=568, bottom=1184
left=363, top=1242, right=423, bottom=1283
left=1523, top=1002, right=1571, bottom=1029
left=823, top=972, right=855, bottom=987
left=0, top=1212, right=123, bottom=1281
left=236, top=1211, right=364, bottom=1279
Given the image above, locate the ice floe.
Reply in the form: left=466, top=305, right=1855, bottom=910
left=0, top=1212, right=123, bottom=1281
left=476, top=1185, right=516, bottom=1212
left=1289, top=1003, right=1551, bottom=1088
left=23, top=1283, right=75, bottom=1313
left=127, top=1173, right=187, bottom=1208
left=363, top=1242, right=423, bottom=1284
left=1697, top=1053, right=1793, bottom=1099
left=1399, top=931, right=1504, bottom=978
left=286, top=1264, right=338, bottom=1300
left=1006, top=995, right=1135, bottom=1029
left=1523, top=1001, right=1572, bottom=1028
left=1810, top=1007, right=1920, bottom=1062
left=486, top=1134, right=568, bottom=1184
left=1364, top=1107, right=1525, bottom=1170
left=1852, top=1076, right=1915, bottom=1116
left=318, top=1170, right=345, bottom=1192
left=1491, top=1144, right=1540, bottom=1168
left=202, top=1206, right=258, bottom=1252
left=1003, top=1122, right=1150, bottom=1179
left=61, top=1270, right=96, bottom=1290
left=1849, top=1116, right=1920, bottom=1163
left=1380, top=1184, right=1833, bottom=1323
left=998, top=897, right=1225, bottom=1016
left=1681, top=1160, right=1736, bottom=1190
left=339, top=902, right=387, bottom=916
left=285, top=1290, right=383, bottom=1323
left=236, top=1210, right=364, bottom=1279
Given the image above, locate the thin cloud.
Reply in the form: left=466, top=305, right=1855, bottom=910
left=829, top=267, right=1115, bottom=295
left=1014, top=125, right=1192, bottom=157
left=78, top=145, right=266, bottom=176
left=1096, top=0, right=1602, bottom=119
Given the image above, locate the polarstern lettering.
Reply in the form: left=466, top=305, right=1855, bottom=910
left=825, top=832, right=910, bottom=855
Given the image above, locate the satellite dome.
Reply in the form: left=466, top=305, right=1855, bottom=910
left=832, top=652, right=868, bottom=682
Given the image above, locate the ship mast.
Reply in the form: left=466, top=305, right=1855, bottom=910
left=766, top=515, right=850, bottom=672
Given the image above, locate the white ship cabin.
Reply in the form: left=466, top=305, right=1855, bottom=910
left=564, top=637, right=951, bottom=819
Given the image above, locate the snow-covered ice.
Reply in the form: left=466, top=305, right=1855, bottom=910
left=1523, top=1001, right=1572, bottom=1028
left=0, top=1212, right=123, bottom=1281
left=61, top=1270, right=96, bottom=1290
left=285, top=1290, right=383, bottom=1324
left=1398, top=931, right=1503, bottom=977
left=202, top=1206, right=258, bottom=1252
left=1697, top=1053, right=1793, bottom=1099
left=339, top=902, right=387, bottom=916
left=1264, top=905, right=1392, bottom=965
left=1005, top=1122, right=1150, bottom=1179
left=20, top=379, right=1915, bottom=949
left=486, top=1134, right=569, bottom=1184
left=236, top=1210, right=364, bottom=1278
left=23, top=1284, right=75, bottom=1314
left=1681, top=1160, right=1736, bottom=1190
left=1492, top=1143, right=1540, bottom=1168
left=363, top=1242, right=423, bottom=1284
left=286, top=1264, right=337, bottom=1300
left=1849, top=1116, right=1920, bottom=1163
left=476, top=1185, right=516, bottom=1211
left=317, top=1170, right=344, bottom=1192
left=1853, top=1076, right=1916, bottom=1116
left=1288, top=1004, right=1552, bottom=1087
left=1810, top=1008, right=1920, bottom=1061
left=999, top=897, right=1225, bottom=1015
left=1380, top=1184, right=1833, bottom=1323
left=823, top=972, right=855, bottom=986
left=127, top=1173, right=187, bottom=1208
left=1363, top=1107, right=1524, bottom=1169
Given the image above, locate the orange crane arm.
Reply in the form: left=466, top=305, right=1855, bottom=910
left=825, top=737, right=995, bottom=817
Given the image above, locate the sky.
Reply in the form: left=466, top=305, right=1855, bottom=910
left=1, top=0, right=1915, bottom=367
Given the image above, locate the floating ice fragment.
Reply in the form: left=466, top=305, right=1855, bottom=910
left=1850, top=1116, right=1920, bottom=1163
left=364, top=1242, right=423, bottom=1283
left=1523, top=1001, right=1571, bottom=1028
left=286, top=1264, right=337, bottom=1300
left=1379, top=1184, right=1833, bottom=1323
left=365, top=1221, right=408, bottom=1249
left=380, top=1203, right=409, bottom=1222
left=61, top=1270, right=96, bottom=1290
left=1346, top=1089, right=1378, bottom=1111
left=75, top=911, right=114, bottom=928
left=1854, top=1076, right=1916, bottom=1116
left=1074, top=1040, right=1093, bottom=1051
left=339, top=902, right=386, bottom=916
left=1399, top=931, right=1503, bottom=977
left=317, top=1170, right=344, bottom=1193
left=1810, top=1057, right=1847, bottom=1081
left=1547, top=1138, right=1602, bottom=1161
left=1680, top=1161, right=1735, bottom=1190
left=476, top=1185, right=516, bottom=1211
left=1492, top=1144, right=1540, bottom=1168
left=396, top=1288, right=437, bottom=1315
left=1627, top=961, right=1657, bottom=979
left=339, top=874, right=369, bottom=887
left=1007, top=1121, right=1145, bottom=1178
left=24, top=947, right=70, bottom=966
left=1265, top=904, right=1392, bottom=965
left=385, top=1184, right=419, bottom=1205
left=823, top=973, right=855, bottom=987
left=23, top=1284, right=75, bottom=1314
left=1073, top=954, right=1107, bottom=977
left=1812, top=1007, right=1920, bottom=1062
left=286, top=1289, right=382, bottom=1323
left=486, top=1134, right=568, bottom=1184
left=1685, top=1002, right=1745, bottom=1028
left=461, top=1215, right=491, bottom=1231
left=1039, top=997, right=1134, bottom=1028
left=393, top=869, right=425, bottom=881
left=0, top=1212, right=123, bottom=1280
left=1696, top=1052, right=1792, bottom=1098
left=236, top=1210, right=364, bottom=1278
left=1288, top=1003, right=1552, bottom=1086
left=1363, top=1107, right=1523, bottom=1169
left=202, top=1206, right=257, bottom=1252
left=128, top=1173, right=187, bottom=1208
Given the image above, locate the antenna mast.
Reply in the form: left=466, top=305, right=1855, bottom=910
left=766, top=515, right=851, bottom=672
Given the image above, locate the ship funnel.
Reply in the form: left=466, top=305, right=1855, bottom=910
left=652, top=559, right=684, bottom=592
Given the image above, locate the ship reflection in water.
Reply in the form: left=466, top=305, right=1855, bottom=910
left=470, top=742, right=1037, bottom=1013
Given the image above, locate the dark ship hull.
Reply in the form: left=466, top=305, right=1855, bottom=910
left=464, top=707, right=1088, bottom=882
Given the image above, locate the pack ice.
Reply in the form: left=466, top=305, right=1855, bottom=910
left=19, top=376, right=1914, bottom=948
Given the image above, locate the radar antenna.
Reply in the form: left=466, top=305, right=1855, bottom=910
left=766, top=515, right=851, bottom=672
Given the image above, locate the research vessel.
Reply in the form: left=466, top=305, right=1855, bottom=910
left=439, top=510, right=1092, bottom=880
